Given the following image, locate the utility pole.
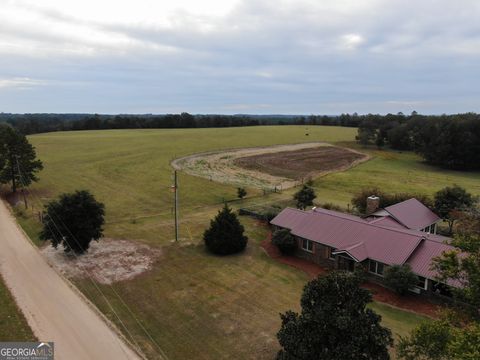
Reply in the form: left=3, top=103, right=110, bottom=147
left=173, top=170, right=179, bottom=242
left=15, top=155, right=27, bottom=209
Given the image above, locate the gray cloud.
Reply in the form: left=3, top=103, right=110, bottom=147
left=1, top=0, right=480, bottom=114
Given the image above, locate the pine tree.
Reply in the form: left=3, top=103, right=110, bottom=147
left=0, top=124, right=43, bottom=192
left=204, top=204, right=248, bottom=255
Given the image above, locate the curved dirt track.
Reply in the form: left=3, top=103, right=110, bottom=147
left=172, top=142, right=369, bottom=189
left=0, top=200, right=142, bottom=360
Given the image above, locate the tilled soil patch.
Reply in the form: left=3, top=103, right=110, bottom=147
left=234, top=146, right=366, bottom=180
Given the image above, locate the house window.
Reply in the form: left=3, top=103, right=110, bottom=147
left=416, top=276, right=427, bottom=290
left=327, top=247, right=335, bottom=260
left=430, top=224, right=436, bottom=234
left=302, top=239, right=313, bottom=253
left=369, top=260, right=385, bottom=276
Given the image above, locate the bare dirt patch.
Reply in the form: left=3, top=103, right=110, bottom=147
left=172, top=142, right=369, bottom=189
left=234, top=146, right=365, bottom=180
left=42, top=238, right=161, bottom=284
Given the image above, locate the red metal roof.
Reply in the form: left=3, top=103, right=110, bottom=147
left=384, top=198, right=440, bottom=230
left=271, top=205, right=455, bottom=282
left=334, top=242, right=368, bottom=262
left=367, top=216, right=408, bottom=229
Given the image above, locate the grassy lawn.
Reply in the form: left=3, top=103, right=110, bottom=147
left=0, top=274, right=36, bottom=342
left=312, top=143, right=480, bottom=207
left=12, top=125, right=477, bottom=358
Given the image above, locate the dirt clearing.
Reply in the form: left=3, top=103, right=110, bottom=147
left=172, top=142, right=369, bottom=189
left=42, top=238, right=161, bottom=284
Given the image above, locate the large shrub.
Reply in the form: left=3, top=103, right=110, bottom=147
left=272, top=229, right=296, bottom=255
left=204, top=204, right=248, bottom=255
left=40, top=190, right=105, bottom=254
left=384, top=264, right=418, bottom=295
left=293, top=185, right=316, bottom=210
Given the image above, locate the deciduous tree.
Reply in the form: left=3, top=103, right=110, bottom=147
left=434, top=185, right=475, bottom=234
left=293, top=185, right=316, bottom=210
left=277, top=272, right=393, bottom=359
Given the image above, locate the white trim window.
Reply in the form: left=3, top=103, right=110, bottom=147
left=369, top=260, right=385, bottom=276
left=302, top=239, right=314, bottom=253
left=415, top=276, right=427, bottom=290
left=328, top=247, right=336, bottom=260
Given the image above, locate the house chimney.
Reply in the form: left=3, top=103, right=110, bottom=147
left=366, top=195, right=380, bottom=214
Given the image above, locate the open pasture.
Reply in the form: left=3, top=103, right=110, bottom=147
left=15, top=125, right=480, bottom=359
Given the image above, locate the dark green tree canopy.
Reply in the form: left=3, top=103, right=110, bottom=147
left=384, top=264, right=418, bottom=295
left=40, top=190, right=105, bottom=254
left=237, top=187, right=247, bottom=199
left=272, top=229, right=296, bottom=255
left=293, top=185, right=316, bottom=210
left=277, top=272, right=393, bottom=360
left=434, top=185, right=475, bottom=234
left=0, top=124, right=43, bottom=192
left=203, top=204, right=248, bottom=255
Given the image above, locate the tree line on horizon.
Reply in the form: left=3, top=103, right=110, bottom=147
left=356, top=112, right=480, bottom=170
left=0, top=112, right=367, bottom=135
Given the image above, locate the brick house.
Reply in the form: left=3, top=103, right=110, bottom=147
left=270, top=197, right=457, bottom=296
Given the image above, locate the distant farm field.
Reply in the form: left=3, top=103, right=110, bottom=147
left=14, top=125, right=480, bottom=359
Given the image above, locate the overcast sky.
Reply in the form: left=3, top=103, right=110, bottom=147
left=1, top=0, right=480, bottom=114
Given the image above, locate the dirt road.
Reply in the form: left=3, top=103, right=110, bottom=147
left=0, top=200, right=141, bottom=360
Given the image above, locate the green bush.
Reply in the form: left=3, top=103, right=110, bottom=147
left=264, top=209, right=281, bottom=222
left=272, top=229, right=296, bottom=255
left=384, top=264, right=418, bottom=295
left=321, top=202, right=343, bottom=212
left=204, top=204, right=248, bottom=255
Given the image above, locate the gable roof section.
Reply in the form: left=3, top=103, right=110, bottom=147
left=367, top=216, right=408, bottom=229
left=384, top=198, right=440, bottom=230
left=333, top=242, right=368, bottom=262
left=405, top=239, right=462, bottom=287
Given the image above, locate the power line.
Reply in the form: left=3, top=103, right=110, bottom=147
left=14, top=159, right=167, bottom=360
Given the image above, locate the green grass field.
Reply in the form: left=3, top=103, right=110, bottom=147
left=12, top=125, right=478, bottom=359
left=0, top=274, right=36, bottom=342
